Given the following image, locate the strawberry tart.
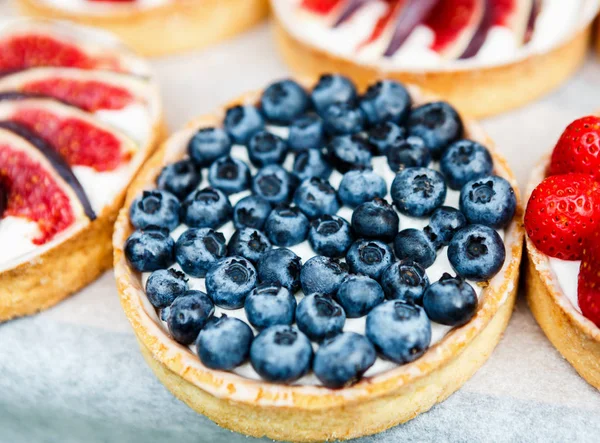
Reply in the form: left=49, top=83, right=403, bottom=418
left=16, top=0, right=269, bottom=57
left=0, top=20, right=163, bottom=321
left=525, top=116, right=600, bottom=390
left=114, top=74, right=523, bottom=441
left=270, top=0, right=599, bottom=117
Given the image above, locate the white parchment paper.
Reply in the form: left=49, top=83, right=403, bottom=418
left=0, top=2, right=599, bottom=441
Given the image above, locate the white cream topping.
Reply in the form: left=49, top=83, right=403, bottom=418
left=37, top=0, right=171, bottom=14
left=140, top=128, right=507, bottom=386
left=96, top=103, right=152, bottom=145
left=548, top=258, right=581, bottom=314
left=272, top=0, right=598, bottom=70
left=0, top=217, right=42, bottom=263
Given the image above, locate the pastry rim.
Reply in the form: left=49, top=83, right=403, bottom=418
left=113, top=81, right=524, bottom=409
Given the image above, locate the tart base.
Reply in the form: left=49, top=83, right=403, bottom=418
left=138, top=286, right=516, bottom=442
left=16, top=0, right=270, bottom=57
left=272, top=19, right=591, bottom=118
left=0, top=122, right=166, bottom=322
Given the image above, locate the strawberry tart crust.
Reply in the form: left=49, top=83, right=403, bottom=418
left=114, top=79, right=523, bottom=441
left=0, top=20, right=164, bottom=321
left=16, top=0, right=270, bottom=57
left=271, top=0, right=599, bottom=118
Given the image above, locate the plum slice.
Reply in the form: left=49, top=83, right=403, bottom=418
left=0, top=124, right=94, bottom=245
left=0, top=95, right=138, bottom=172
left=383, top=0, right=440, bottom=57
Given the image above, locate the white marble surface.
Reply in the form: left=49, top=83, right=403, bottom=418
left=1, top=1, right=600, bottom=442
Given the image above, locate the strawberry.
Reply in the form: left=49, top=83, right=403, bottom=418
left=549, top=116, right=600, bottom=179
left=524, top=173, right=600, bottom=260
left=578, top=231, right=600, bottom=327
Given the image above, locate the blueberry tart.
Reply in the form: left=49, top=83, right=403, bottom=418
left=0, top=20, right=163, bottom=321
left=114, top=76, right=523, bottom=441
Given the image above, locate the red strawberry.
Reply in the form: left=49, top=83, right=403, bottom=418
left=524, top=173, right=600, bottom=260
left=578, top=231, right=600, bottom=327
left=549, top=116, right=600, bottom=178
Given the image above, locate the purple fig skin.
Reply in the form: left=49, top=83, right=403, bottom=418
left=0, top=181, right=7, bottom=219
left=524, top=0, right=541, bottom=43
left=0, top=120, right=96, bottom=220
left=383, top=0, right=439, bottom=57
left=0, top=91, right=83, bottom=111
left=460, top=0, right=493, bottom=59
left=334, top=0, right=370, bottom=27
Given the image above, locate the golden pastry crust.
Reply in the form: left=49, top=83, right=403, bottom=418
left=271, top=14, right=592, bottom=118
left=113, top=81, right=524, bottom=441
left=17, top=0, right=270, bottom=57
left=525, top=159, right=600, bottom=390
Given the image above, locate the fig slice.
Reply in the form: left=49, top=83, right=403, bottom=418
left=334, top=0, right=371, bottom=26
left=0, top=124, right=93, bottom=245
left=383, top=0, right=440, bottom=57
left=358, top=0, right=407, bottom=49
left=524, top=0, right=541, bottom=43
left=301, top=0, right=344, bottom=15
left=425, top=0, right=485, bottom=59
left=0, top=95, right=139, bottom=172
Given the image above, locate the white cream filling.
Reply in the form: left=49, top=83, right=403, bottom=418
left=95, top=103, right=152, bottom=145
left=548, top=258, right=581, bottom=314
left=37, top=0, right=171, bottom=14
left=140, top=128, right=507, bottom=386
left=272, top=0, right=597, bottom=70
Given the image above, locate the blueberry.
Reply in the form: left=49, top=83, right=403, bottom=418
left=359, top=80, right=411, bottom=125
left=125, top=228, right=174, bottom=272
left=196, top=315, right=254, bottom=370
left=129, top=190, right=180, bottom=232
left=223, top=105, right=264, bottom=144
left=311, top=74, right=357, bottom=114
left=321, top=102, right=365, bottom=136
left=292, top=148, right=332, bottom=182
left=327, top=135, right=372, bottom=172
left=260, top=79, right=309, bottom=124
left=188, top=127, right=231, bottom=167
left=313, top=332, right=376, bottom=388
left=233, top=195, right=272, bottom=230
left=381, top=261, right=429, bottom=304
left=391, top=167, right=447, bottom=217
left=244, top=283, right=296, bottom=330
left=248, top=131, right=288, bottom=167
left=296, top=293, right=346, bottom=342
left=160, top=306, right=170, bottom=322
left=145, top=268, right=188, bottom=309
left=407, top=102, right=463, bottom=159
left=459, top=176, right=516, bottom=229
left=252, top=164, right=294, bottom=205
left=257, top=248, right=302, bottom=292
left=156, top=159, right=202, bottom=200
left=250, top=325, right=313, bottom=383
left=264, top=205, right=309, bottom=247
left=175, top=228, right=226, bottom=277
left=426, top=206, right=467, bottom=248
left=288, top=114, right=324, bottom=152
left=346, top=240, right=394, bottom=280
left=227, top=228, right=272, bottom=264
left=394, top=229, right=437, bottom=268
left=300, top=256, right=348, bottom=296
left=448, top=225, right=506, bottom=281
left=183, top=187, right=233, bottom=229
left=207, top=156, right=250, bottom=195
left=294, top=177, right=340, bottom=219
left=423, top=273, right=478, bottom=326
left=366, top=300, right=431, bottom=363
left=308, top=215, right=353, bottom=257
left=367, top=121, right=406, bottom=156
left=351, top=198, right=399, bottom=243
left=338, top=169, right=387, bottom=208
left=440, top=140, right=493, bottom=190
left=386, top=136, right=431, bottom=172
left=336, top=274, right=384, bottom=318
left=167, top=290, right=214, bottom=345
left=206, top=256, right=257, bottom=309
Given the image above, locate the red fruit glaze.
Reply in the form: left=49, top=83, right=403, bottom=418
left=525, top=174, right=600, bottom=260
left=549, top=116, right=600, bottom=180
left=22, top=78, right=134, bottom=112
left=301, top=0, right=343, bottom=14
left=578, top=231, right=600, bottom=327
left=426, top=0, right=481, bottom=53
left=11, top=108, right=129, bottom=172
left=0, top=143, right=75, bottom=244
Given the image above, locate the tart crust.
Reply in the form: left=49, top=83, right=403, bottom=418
left=525, top=158, right=600, bottom=390
left=270, top=11, right=593, bottom=118
left=113, top=83, right=524, bottom=442
left=16, top=0, right=270, bottom=57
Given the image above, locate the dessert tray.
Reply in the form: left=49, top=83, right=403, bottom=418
left=0, top=19, right=163, bottom=321
left=114, top=75, right=523, bottom=441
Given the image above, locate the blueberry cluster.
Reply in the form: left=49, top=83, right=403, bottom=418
left=125, top=75, right=516, bottom=389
